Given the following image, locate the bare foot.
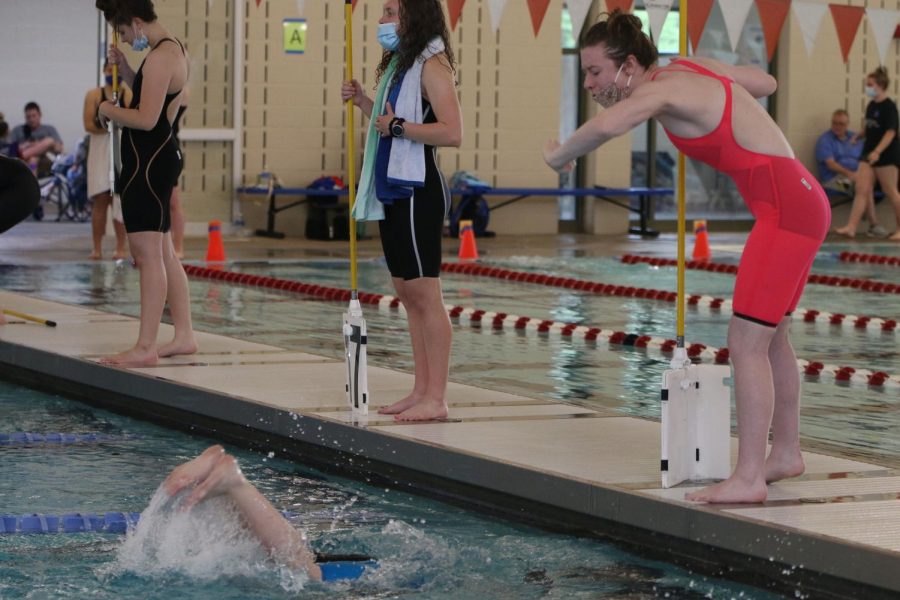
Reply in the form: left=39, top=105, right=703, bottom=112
left=184, top=453, right=247, bottom=509
left=832, top=227, right=855, bottom=239
left=378, top=392, right=424, bottom=415
left=889, top=231, right=900, bottom=242
left=89, top=250, right=102, bottom=260
left=175, top=251, right=185, bottom=261
left=113, top=250, right=128, bottom=260
left=100, top=346, right=159, bottom=367
left=158, top=337, right=199, bottom=358
left=163, top=445, right=226, bottom=496
left=395, top=399, right=449, bottom=422
left=765, top=451, right=805, bottom=483
left=0, top=312, right=6, bottom=326
left=684, top=475, right=767, bottom=504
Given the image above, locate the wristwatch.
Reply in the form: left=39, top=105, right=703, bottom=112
left=390, top=117, right=406, bottom=138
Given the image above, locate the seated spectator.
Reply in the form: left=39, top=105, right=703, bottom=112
left=10, top=102, right=64, bottom=176
left=819, top=108, right=887, bottom=237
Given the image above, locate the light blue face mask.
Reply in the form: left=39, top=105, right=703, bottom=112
left=377, top=22, right=400, bottom=52
left=865, top=86, right=878, bottom=99
left=131, top=26, right=150, bottom=52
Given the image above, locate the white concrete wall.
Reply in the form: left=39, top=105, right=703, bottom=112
left=0, top=0, right=100, bottom=153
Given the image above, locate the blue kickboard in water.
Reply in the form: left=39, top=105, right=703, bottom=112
left=318, top=560, right=378, bottom=581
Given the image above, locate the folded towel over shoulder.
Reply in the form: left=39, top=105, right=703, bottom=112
left=352, top=38, right=445, bottom=222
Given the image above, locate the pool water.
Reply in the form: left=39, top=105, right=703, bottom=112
left=0, top=381, right=780, bottom=599
left=1, top=242, right=897, bottom=467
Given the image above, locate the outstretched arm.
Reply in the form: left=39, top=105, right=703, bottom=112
left=543, top=83, right=667, bottom=171
left=170, top=446, right=322, bottom=581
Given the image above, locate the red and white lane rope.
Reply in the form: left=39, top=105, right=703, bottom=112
left=838, top=250, right=900, bottom=267
left=439, top=261, right=898, bottom=333
left=182, top=265, right=899, bottom=390
left=620, top=254, right=900, bottom=294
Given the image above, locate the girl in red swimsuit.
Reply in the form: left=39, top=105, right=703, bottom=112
left=543, top=11, right=830, bottom=504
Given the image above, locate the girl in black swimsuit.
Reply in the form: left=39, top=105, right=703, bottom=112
left=98, top=0, right=197, bottom=367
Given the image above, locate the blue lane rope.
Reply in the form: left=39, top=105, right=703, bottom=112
left=0, top=512, right=141, bottom=534
left=0, top=433, right=137, bottom=446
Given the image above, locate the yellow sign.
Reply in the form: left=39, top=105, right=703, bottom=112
left=283, top=19, right=307, bottom=54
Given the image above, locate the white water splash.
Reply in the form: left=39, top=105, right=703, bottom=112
left=102, top=486, right=310, bottom=592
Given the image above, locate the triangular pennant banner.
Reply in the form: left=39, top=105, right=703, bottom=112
left=606, top=0, right=634, bottom=14
left=646, top=0, right=675, bottom=44
left=721, top=0, right=754, bottom=52
left=688, top=0, right=715, bottom=53
left=829, top=5, right=865, bottom=63
left=791, top=0, right=828, bottom=58
left=756, top=0, right=791, bottom=61
left=353, top=0, right=358, bottom=9
left=255, top=0, right=262, bottom=6
left=527, top=0, right=552, bottom=37
left=487, top=0, right=508, bottom=33
left=567, top=0, right=593, bottom=38
left=866, top=8, right=900, bottom=66
left=447, top=0, right=466, bottom=31
left=295, top=0, right=304, bottom=16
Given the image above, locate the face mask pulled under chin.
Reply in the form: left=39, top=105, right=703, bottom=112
left=377, top=22, right=400, bottom=52
left=595, top=64, right=632, bottom=109
left=131, top=26, right=150, bottom=51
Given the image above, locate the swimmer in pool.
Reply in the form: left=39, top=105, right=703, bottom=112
left=163, top=445, right=322, bottom=581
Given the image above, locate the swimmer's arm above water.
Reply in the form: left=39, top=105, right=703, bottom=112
left=543, top=83, right=668, bottom=172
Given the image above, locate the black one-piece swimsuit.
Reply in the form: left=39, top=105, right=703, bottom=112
left=119, top=38, right=185, bottom=233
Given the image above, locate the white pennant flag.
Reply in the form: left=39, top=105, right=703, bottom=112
left=720, top=0, right=755, bottom=52
left=296, top=0, right=305, bottom=15
left=791, top=0, right=828, bottom=58
left=645, top=0, right=675, bottom=44
left=487, top=0, right=509, bottom=34
left=867, top=8, right=900, bottom=66
left=567, top=0, right=593, bottom=38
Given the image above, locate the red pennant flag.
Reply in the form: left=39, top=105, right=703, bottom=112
left=255, top=0, right=262, bottom=6
left=353, top=0, right=358, bottom=9
left=687, top=0, right=715, bottom=53
left=447, top=0, right=465, bottom=31
left=755, top=0, right=790, bottom=61
left=605, top=0, right=634, bottom=14
left=526, top=0, right=551, bottom=37
left=829, top=4, right=865, bottom=63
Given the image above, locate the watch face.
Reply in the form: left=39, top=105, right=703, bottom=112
left=391, top=122, right=404, bottom=137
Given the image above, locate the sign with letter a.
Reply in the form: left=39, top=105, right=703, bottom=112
left=283, top=19, right=307, bottom=54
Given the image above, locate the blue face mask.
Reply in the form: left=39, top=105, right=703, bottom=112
left=131, top=26, right=150, bottom=52
left=377, top=22, right=400, bottom=52
left=865, top=86, right=878, bottom=99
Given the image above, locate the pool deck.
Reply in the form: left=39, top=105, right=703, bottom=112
left=1, top=282, right=898, bottom=599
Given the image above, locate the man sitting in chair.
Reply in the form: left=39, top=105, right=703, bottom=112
left=816, top=109, right=887, bottom=237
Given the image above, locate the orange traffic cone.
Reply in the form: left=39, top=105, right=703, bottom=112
left=458, top=222, right=479, bottom=261
left=206, top=220, right=226, bottom=263
left=692, top=219, right=711, bottom=262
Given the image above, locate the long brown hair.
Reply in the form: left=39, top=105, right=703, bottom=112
left=580, top=9, right=658, bottom=69
left=375, top=0, right=456, bottom=84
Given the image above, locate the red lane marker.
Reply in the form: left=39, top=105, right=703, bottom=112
left=621, top=254, right=899, bottom=294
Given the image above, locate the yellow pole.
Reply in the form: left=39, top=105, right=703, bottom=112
left=676, top=0, right=688, bottom=347
left=345, top=0, right=358, bottom=296
left=3, top=309, right=57, bottom=327
left=112, top=30, right=119, bottom=103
